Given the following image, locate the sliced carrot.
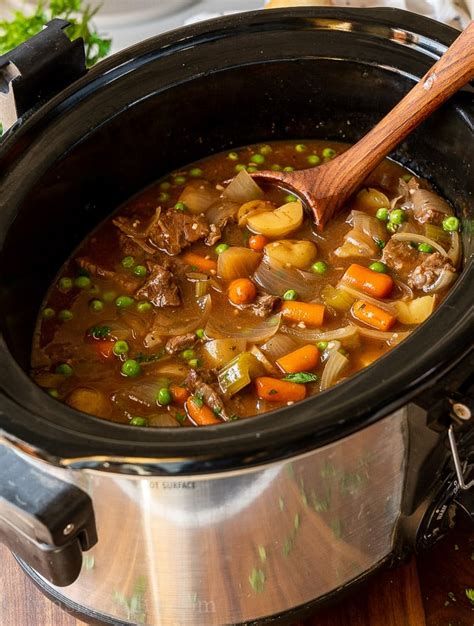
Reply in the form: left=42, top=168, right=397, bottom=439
left=182, top=252, right=217, bottom=272
left=342, top=264, right=393, bottom=299
left=248, top=234, right=269, bottom=252
left=352, top=300, right=397, bottom=331
left=228, top=278, right=257, bottom=305
left=91, top=339, right=115, bottom=360
left=281, top=301, right=325, bottom=328
left=170, top=384, right=190, bottom=405
left=255, top=377, right=307, bottom=403
left=276, top=345, right=320, bottom=373
left=185, top=396, right=221, bottom=426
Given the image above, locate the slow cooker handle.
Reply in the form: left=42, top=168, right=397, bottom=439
left=0, top=444, right=97, bottom=586
left=0, top=19, right=86, bottom=133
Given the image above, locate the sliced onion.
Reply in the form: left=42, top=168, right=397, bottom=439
left=112, top=378, right=170, bottom=412
left=223, top=169, right=264, bottom=203
left=100, top=317, right=144, bottom=342
left=148, top=414, right=181, bottom=428
left=206, top=200, right=240, bottom=227
left=217, top=246, right=262, bottom=281
left=202, top=338, right=247, bottom=368
left=250, top=345, right=279, bottom=375
left=412, top=189, right=452, bottom=219
left=393, top=279, right=414, bottom=302
left=423, top=267, right=457, bottom=293
left=147, top=295, right=212, bottom=338
left=391, top=233, right=448, bottom=257
left=448, top=231, right=461, bottom=268
left=205, top=313, right=281, bottom=342
left=320, top=349, right=350, bottom=391
left=253, top=258, right=319, bottom=301
left=350, top=323, right=410, bottom=346
left=178, top=180, right=220, bottom=214
left=282, top=324, right=360, bottom=348
left=260, top=333, right=298, bottom=360
left=337, top=284, right=397, bottom=314
left=335, top=229, right=378, bottom=257
left=349, top=210, right=387, bottom=243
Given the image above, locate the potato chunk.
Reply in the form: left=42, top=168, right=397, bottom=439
left=67, top=387, right=111, bottom=418
left=265, top=239, right=317, bottom=269
left=247, top=201, right=303, bottom=238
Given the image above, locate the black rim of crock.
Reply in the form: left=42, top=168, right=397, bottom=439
left=0, top=8, right=473, bottom=473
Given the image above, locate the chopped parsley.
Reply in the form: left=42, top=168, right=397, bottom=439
left=268, top=389, right=278, bottom=395
left=282, top=372, right=319, bottom=384
left=88, top=325, right=111, bottom=339
left=135, top=351, right=164, bottom=363
left=193, top=393, right=204, bottom=408
left=465, top=588, right=474, bottom=605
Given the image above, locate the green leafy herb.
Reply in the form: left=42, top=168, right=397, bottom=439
left=135, top=351, right=164, bottom=364
left=88, top=325, right=111, bottom=339
left=282, top=372, right=319, bottom=384
left=175, top=412, right=186, bottom=424
left=258, top=545, right=266, bottom=563
left=193, top=392, right=204, bottom=408
left=0, top=0, right=111, bottom=69
left=248, top=567, right=265, bottom=594
left=465, top=588, right=474, bottom=605
left=268, top=388, right=278, bottom=395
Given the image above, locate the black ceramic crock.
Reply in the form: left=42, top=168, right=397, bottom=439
left=0, top=8, right=472, bottom=624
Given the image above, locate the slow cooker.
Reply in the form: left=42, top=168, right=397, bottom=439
left=0, top=8, right=473, bottom=626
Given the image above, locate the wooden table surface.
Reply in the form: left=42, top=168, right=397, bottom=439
left=1, top=518, right=473, bottom=626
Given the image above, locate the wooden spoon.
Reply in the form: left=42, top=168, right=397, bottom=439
left=252, top=21, right=474, bottom=229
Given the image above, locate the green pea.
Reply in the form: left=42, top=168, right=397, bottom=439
left=160, top=181, right=171, bottom=191
left=58, top=309, right=73, bottom=322
left=369, top=261, right=387, bottom=273
left=260, top=145, right=272, bottom=155
left=42, top=308, right=55, bottom=319
left=235, top=164, right=247, bottom=173
left=89, top=285, right=100, bottom=297
left=174, top=201, right=187, bottom=212
left=157, top=387, right=172, bottom=406
left=121, top=256, right=135, bottom=269
left=48, top=389, right=59, bottom=398
left=307, top=154, right=320, bottom=165
left=375, top=207, right=389, bottom=221
left=283, top=289, right=297, bottom=301
left=295, top=144, right=307, bottom=153
left=89, top=299, right=104, bottom=312
left=195, top=328, right=205, bottom=339
left=121, top=359, right=141, bottom=377
left=56, top=363, right=73, bottom=377
left=322, top=148, right=336, bottom=158
left=190, top=167, right=203, bottom=178
left=283, top=166, right=294, bottom=172
left=182, top=349, right=195, bottom=361
left=311, top=261, right=328, bottom=274
left=386, top=222, right=399, bottom=234
left=389, top=209, right=406, bottom=224
left=215, top=243, right=229, bottom=255
left=442, top=216, right=460, bottom=232
left=228, top=152, right=239, bottom=161
left=115, top=295, right=134, bottom=308
left=130, top=416, right=148, bottom=427
left=159, top=192, right=170, bottom=202
left=271, top=164, right=282, bottom=171
left=250, top=154, right=265, bottom=165
left=133, top=265, right=148, bottom=277
left=173, top=175, right=186, bottom=185
left=247, top=166, right=258, bottom=173
left=418, top=243, right=434, bottom=253
left=137, top=301, right=152, bottom=313
left=103, top=290, right=117, bottom=302
left=188, top=358, right=202, bottom=368
left=58, top=277, right=73, bottom=292
left=317, top=341, right=328, bottom=351
left=74, top=275, right=91, bottom=289
left=113, top=340, right=129, bottom=356
left=285, top=194, right=298, bottom=203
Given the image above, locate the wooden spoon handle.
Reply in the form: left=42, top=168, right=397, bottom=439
left=338, top=21, right=474, bottom=184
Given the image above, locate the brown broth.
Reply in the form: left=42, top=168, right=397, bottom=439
left=30, top=140, right=459, bottom=427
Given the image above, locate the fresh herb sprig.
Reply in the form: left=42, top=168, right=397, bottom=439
left=0, top=0, right=111, bottom=68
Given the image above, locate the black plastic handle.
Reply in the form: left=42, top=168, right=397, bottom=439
left=0, top=19, right=86, bottom=133
left=0, top=445, right=97, bottom=586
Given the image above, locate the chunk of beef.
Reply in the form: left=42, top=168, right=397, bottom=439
left=113, top=215, right=158, bottom=255
left=205, top=223, right=222, bottom=246
left=165, top=333, right=196, bottom=355
left=135, top=260, right=181, bottom=307
left=76, top=257, right=139, bottom=293
left=381, top=239, right=422, bottom=281
left=397, top=176, right=420, bottom=204
left=239, top=293, right=280, bottom=317
left=408, top=252, right=457, bottom=292
left=185, top=368, right=229, bottom=421
left=118, top=232, right=146, bottom=257
left=148, top=210, right=210, bottom=255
